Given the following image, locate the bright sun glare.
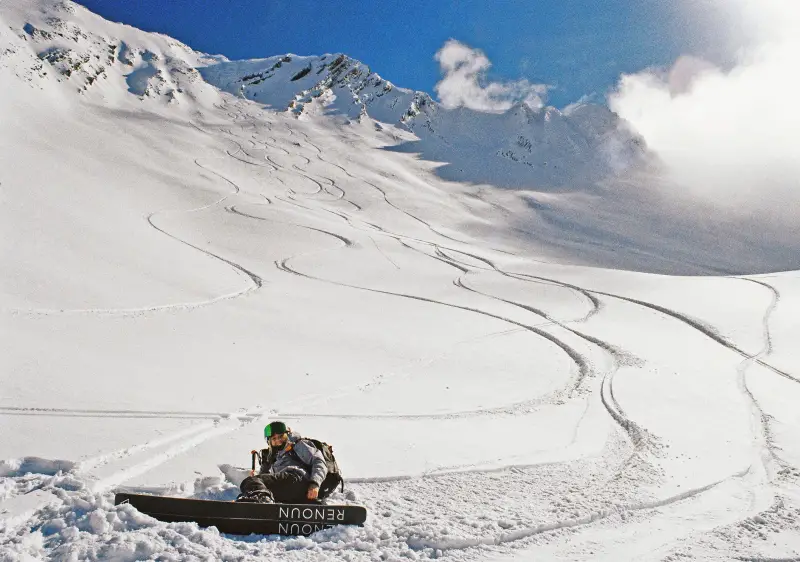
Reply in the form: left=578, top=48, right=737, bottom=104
left=610, top=0, right=800, bottom=210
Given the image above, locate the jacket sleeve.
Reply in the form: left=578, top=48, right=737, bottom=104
left=293, top=440, right=328, bottom=487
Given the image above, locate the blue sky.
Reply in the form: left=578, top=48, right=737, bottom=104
left=74, top=0, right=724, bottom=108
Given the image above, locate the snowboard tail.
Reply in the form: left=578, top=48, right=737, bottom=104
left=114, top=493, right=366, bottom=536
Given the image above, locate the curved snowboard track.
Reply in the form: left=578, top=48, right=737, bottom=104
left=4, top=158, right=263, bottom=318
left=273, top=226, right=592, bottom=413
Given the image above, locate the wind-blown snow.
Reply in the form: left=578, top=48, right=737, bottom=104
left=2, top=1, right=800, bottom=561
left=609, top=0, right=800, bottom=219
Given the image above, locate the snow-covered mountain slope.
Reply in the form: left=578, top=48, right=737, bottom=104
left=0, top=0, right=224, bottom=109
left=4, top=0, right=641, bottom=189
left=5, top=0, right=800, bottom=275
left=200, top=53, right=645, bottom=188
left=2, top=1, right=800, bottom=561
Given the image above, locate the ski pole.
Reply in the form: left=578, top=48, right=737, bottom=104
left=250, top=450, right=261, bottom=476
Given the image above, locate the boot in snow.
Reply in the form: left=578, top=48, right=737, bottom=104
left=235, top=491, right=273, bottom=504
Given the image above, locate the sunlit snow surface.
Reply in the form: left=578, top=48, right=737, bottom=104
left=2, top=2, right=800, bottom=561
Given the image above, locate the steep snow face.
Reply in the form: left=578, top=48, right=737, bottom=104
left=0, top=0, right=225, bottom=109
left=199, top=54, right=646, bottom=188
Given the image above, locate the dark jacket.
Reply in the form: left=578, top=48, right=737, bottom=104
left=261, top=432, right=328, bottom=487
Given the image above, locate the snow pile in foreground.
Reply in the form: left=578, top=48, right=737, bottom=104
left=2, top=457, right=800, bottom=560
left=2, top=485, right=380, bottom=562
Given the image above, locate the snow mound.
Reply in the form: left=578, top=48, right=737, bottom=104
left=0, top=457, right=76, bottom=478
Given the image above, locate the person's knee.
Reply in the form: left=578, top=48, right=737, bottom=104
left=240, top=475, right=265, bottom=491
left=279, top=469, right=303, bottom=483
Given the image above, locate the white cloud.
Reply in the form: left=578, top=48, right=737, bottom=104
left=434, top=40, right=549, bottom=113
left=609, top=0, right=800, bottom=209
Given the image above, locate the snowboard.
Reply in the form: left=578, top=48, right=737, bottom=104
left=114, top=493, right=367, bottom=536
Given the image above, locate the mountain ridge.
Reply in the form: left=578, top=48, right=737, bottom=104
left=3, top=0, right=644, bottom=189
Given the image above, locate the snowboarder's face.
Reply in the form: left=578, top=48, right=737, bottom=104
left=269, top=432, right=288, bottom=448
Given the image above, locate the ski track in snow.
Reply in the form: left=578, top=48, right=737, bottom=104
left=569, top=280, right=800, bottom=387
left=274, top=239, right=592, bottom=414
left=0, top=406, right=226, bottom=420
left=4, top=155, right=264, bottom=318
left=652, top=277, right=800, bottom=562
left=732, top=278, right=793, bottom=472
left=88, top=415, right=256, bottom=494
left=426, top=249, right=649, bottom=449
left=409, top=244, right=652, bottom=466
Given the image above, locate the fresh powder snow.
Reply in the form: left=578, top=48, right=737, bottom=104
left=1, top=1, right=799, bottom=561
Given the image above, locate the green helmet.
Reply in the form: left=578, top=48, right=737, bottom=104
left=264, top=421, right=288, bottom=439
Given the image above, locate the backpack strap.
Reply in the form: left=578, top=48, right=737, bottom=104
left=286, top=442, right=306, bottom=466
left=262, top=442, right=304, bottom=470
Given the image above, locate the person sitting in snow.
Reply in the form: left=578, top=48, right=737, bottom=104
left=236, top=421, right=328, bottom=504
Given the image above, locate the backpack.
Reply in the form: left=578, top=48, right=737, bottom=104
left=259, top=437, right=344, bottom=499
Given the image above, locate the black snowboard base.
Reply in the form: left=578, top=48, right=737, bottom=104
left=114, top=493, right=367, bottom=536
